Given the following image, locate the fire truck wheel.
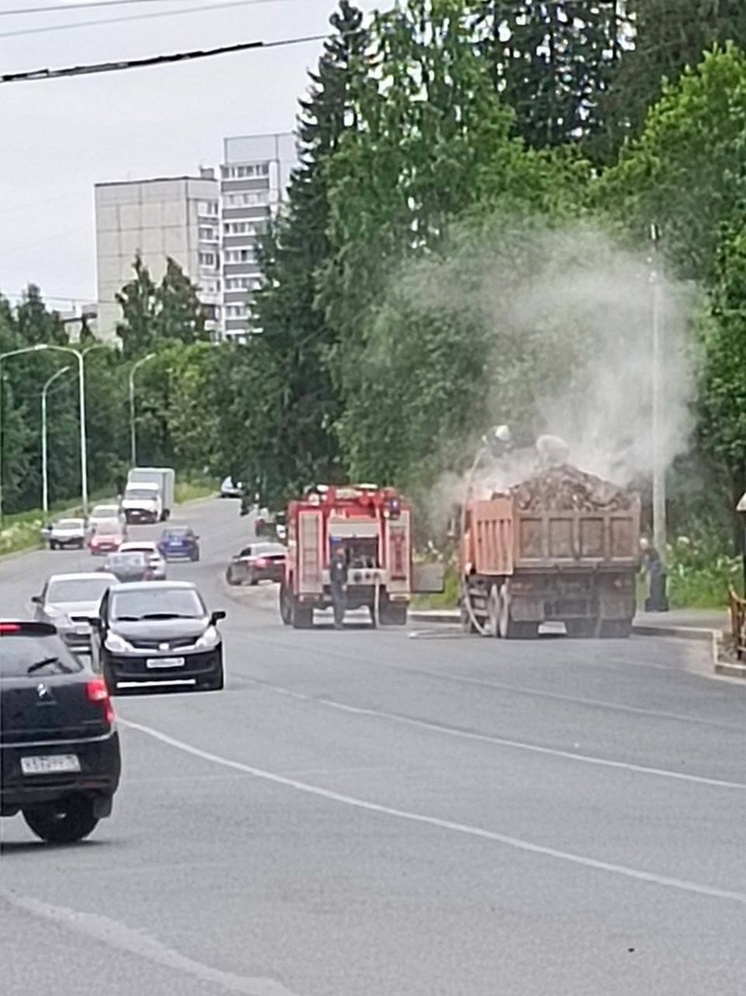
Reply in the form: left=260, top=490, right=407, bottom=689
left=292, top=603, right=313, bottom=629
left=279, top=584, right=292, bottom=625
left=381, top=603, right=408, bottom=626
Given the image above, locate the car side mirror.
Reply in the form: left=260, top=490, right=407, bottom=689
left=31, top=595, right=41, bottom=605
left=211, top=610, right=226, bottom=625
left=89, top=617, right=102, bottom=630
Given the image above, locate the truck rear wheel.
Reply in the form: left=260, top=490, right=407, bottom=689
left=498, top=584, right=539, bottom=639
left=599, top=619, right=633, bottom=638
left=565, top=619, right=598, bottom=638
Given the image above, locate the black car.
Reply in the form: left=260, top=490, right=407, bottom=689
left=92, top=581, right=226, bottom=693
left=0, top=620, right=121, bottom=844
left=225, top=542, right=286, bottom=586
left=99, top=551, right=153, bottom=583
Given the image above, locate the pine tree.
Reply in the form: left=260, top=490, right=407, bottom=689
left=249, top=0, right=369, bottom=503
left=156, top=257, right=209, bottom=346
left=115, top=254, right=159, bottom=359
left=606, top=0, right=746, bottom=153
left=471, top=1, right=627, bottom=155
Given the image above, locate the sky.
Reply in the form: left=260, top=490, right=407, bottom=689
left=0, top=0, right=378, bottom=309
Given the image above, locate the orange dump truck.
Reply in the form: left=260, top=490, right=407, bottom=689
left=459, top=466, right=641, bottom=638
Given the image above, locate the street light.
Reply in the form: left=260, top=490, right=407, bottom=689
left=129, top=353, right=156, bottom=467
left=41, top=365, right=71, bottom=518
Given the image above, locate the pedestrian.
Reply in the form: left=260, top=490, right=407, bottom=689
left=329, top=545, right=348, bottom=630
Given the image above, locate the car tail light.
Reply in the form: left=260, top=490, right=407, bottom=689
left=0, top=623, right=21, bottom=634
left=86, top=677, right=115, bottom=726
left=254, top=557, right=268, bottom=568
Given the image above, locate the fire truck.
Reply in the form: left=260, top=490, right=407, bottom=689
left=279, top=484, right=433, bottom=629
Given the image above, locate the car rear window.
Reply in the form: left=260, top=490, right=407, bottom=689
left=0, top=632, right=82, bottom=677
left=252, top=544, right=285, bottom=556
left=108, top=553, right=146, bottom=567
left=56, top=519, right=83, bottom=529
left=47, top=578, right=113, bottom=603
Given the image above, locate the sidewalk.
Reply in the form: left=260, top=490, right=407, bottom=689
left=408, top=606, right=731, bottom=636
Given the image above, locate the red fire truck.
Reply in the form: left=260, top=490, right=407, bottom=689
left=279, top=484, right=423, bottom=629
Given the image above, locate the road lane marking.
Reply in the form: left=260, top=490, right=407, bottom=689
left=229, top=630, right=744, bottom=732
left=2, top=892, right=301, bottom=996
left=122, top=718, right=746, bottom=907
left=240, top=678, right=746, bottom=791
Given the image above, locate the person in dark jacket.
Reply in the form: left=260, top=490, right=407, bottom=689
left=329, top=546, right=348, bottom=630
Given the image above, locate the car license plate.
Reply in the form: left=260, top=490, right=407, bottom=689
left=21, top=754, right=80, bottom=775
left=146, top=657, right=185, bottom=669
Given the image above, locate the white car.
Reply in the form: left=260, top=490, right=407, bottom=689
left=220, top=476, right=244, bottom=499
left=118, top=540, right=167, bottom=580
left=88, top=503, right=126, bottom=535
left=46, top=517, right=87, bottom=550
left=31, top=571, right=119, bottom=654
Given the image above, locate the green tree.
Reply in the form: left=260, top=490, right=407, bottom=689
left=116, top=254, right=158, bottom=359
left=155, top=257, right=210, bottom=346
left=598, top=44, right=746, bottom=282
left=471, top=1, right=627, bottom=156
left=249, top=0, right=369, bottom=503
left=605, top=0, right=746, bottom=155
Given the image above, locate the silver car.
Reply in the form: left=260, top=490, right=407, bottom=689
left=45, top=517, right=87, bottom=551
left=87, top=503, right=126, bottom=536
left=32, top=571, right=119, bottom=654
left=117, top=541, right=167, bottom=580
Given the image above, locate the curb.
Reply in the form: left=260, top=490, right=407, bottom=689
left=714, top=660, right=746, bottom=679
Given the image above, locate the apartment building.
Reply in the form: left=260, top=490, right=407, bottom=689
left=94, top=171, right=220, bottom=339
left=220, top=132, right=297, bottom=339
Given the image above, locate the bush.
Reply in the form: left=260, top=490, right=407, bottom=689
left=665, top=533, right=740, bottom=609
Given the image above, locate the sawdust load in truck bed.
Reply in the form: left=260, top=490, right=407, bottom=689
left=500, top=465, right=638, bottom=513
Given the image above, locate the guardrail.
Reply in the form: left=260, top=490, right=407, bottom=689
left=728, top=588, right=746, bottom=659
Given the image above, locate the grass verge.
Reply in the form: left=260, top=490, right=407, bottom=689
left=0, top=479, right=218, bottom=558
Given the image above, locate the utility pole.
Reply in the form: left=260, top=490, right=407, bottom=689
left=650, top=223, right=667, bottom=568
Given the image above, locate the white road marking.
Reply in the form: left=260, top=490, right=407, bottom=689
left=235, top=629, right=743, bottom=731
left=122, top=718, right=746, bottom=907
left=242, top=679, right=746, bottom=791
left=2, top=891, right=300, bottom=996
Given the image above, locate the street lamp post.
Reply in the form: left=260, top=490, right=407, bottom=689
left=41, top=365, right=71, bottom=518
left=650, top=224, right=666, bottom=569
left=129, top=353, right=156, bottom=467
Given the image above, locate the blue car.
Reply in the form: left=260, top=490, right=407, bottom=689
left=158, top=525, right=200, bottom=562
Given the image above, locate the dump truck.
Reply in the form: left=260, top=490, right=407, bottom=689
left=279, top=483, right=442, bottom=629
left=459, top=464, right=641, bottom=638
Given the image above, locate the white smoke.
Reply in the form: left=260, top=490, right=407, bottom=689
left=405, top=222, right=698, bottom=537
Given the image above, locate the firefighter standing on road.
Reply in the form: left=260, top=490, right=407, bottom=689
left=330, top=545, right=348, bottom=630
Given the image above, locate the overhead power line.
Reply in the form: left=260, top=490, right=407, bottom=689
left=0, top=0, right=277, bottom=17
left=0, top=32, right=328, bottom=83
left=0, top=0, right=298, bottom=39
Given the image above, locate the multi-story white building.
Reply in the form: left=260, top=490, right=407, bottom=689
left=94, top=170, right=220, bottom=340
left=220, top=133, right=297, bottom=339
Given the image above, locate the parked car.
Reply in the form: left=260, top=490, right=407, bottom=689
left=46, top=517, right=87, bottom=551
left=220, top=476, right=244, bottom=499
left=0, top=619, right=120, bottom=843
left=118, top=540, right=167, bottom=580
left=225, top=542, right=286, bottom=586
left=88, top=519, right=126, bottom=556
left=98, top=551, right=153, bottom=583
left=158, top=524, right=200, bottom=562
left=31, top=571, right=119, bottom=655
left=91, top=581, right=226, bottom=693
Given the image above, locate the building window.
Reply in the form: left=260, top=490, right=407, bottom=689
left=199, top=226, right=216, bottom=240
left=199, top=200, right=218, bottom=215
left=258, top=163, right=270, bottom=176
left=199, top=251, right=216, bottom=267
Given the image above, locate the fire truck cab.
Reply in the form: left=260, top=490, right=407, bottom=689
left=279, top=484, right=413, bottom=629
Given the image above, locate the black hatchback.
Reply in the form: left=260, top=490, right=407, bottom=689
left=0, top=621, right=121, bottom=844
left=92, top=581, right=226, bottom=693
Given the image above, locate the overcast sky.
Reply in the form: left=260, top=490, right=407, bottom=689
left=0, top=0, right=378, bottom=309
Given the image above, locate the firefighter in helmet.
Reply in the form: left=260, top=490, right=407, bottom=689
left=329, top=543, right=348, bottom=630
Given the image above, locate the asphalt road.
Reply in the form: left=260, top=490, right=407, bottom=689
left=1, top=497, right=745, bottom=996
